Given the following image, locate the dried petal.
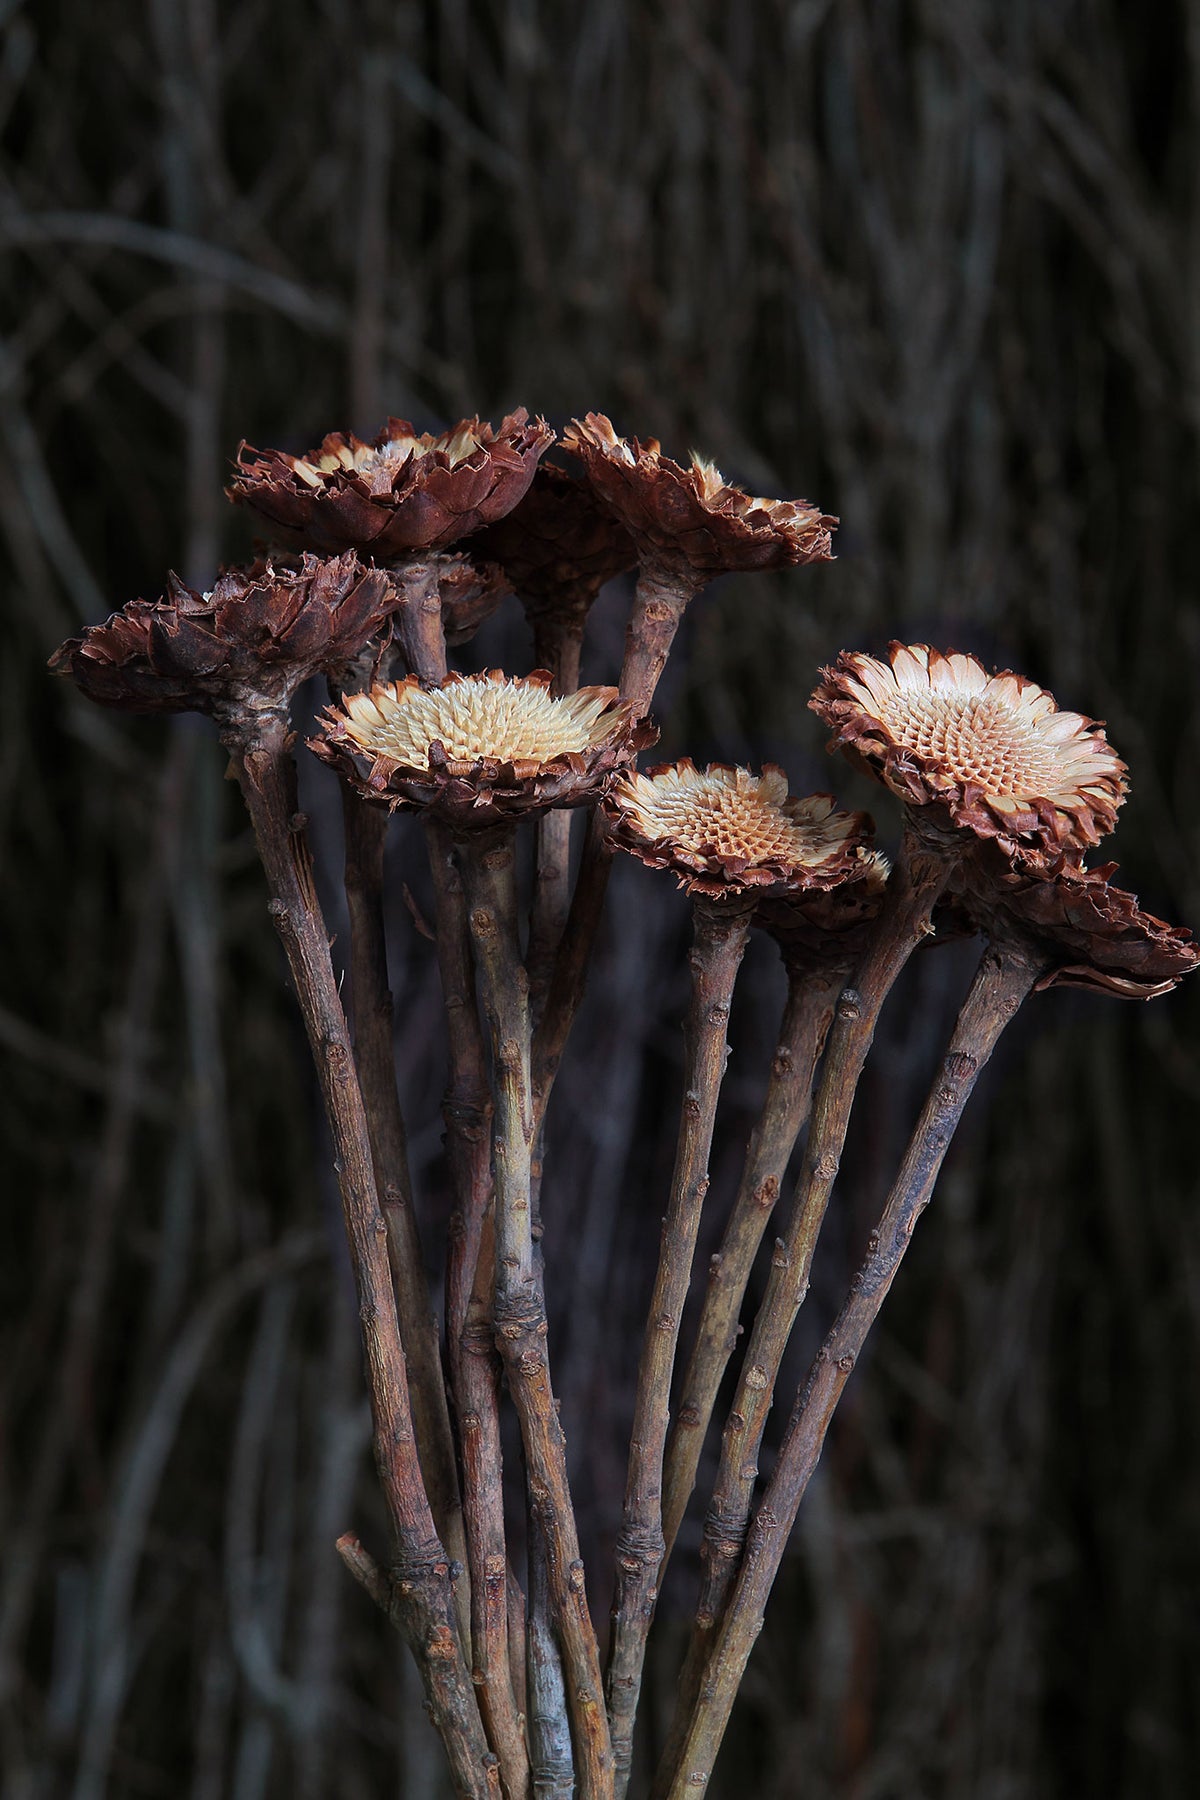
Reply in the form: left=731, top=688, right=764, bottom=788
left=473, top=464, right=637, bottom=620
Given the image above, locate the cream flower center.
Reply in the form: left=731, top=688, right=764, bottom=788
left=623, top=768, right=850, bottom=867
left=342, top=677, right=617, bottom=767
left=882, top=689, right=1074, bottom=798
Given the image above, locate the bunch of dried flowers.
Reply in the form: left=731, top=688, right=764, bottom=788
left=51, top=410, right=1196, bottom=1800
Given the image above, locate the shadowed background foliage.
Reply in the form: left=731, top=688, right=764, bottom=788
left=3, top=2, right=1199, bottom=1796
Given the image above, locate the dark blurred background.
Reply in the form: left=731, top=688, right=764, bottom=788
left=3, top=3, right=1199, bottom=1796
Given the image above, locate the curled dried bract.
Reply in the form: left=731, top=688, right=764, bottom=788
left=229, top=410, right=554, bottom=556
left=810, top=643, right=1128, bottom=857
left=49, top=552, right=396, bottom=718
left=605, top=761, right=873, bottom=900
left=561, top=413, right=835, bottom=577
left=310, top=668, right=654, bottom=828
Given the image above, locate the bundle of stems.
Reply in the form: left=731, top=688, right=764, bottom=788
left=50, top=410, right=1194, bottom=1798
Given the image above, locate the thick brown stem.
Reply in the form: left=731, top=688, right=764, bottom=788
left=226, top=710, right=491, bottom=1799
left=527, top=612, right=585, bottom=1027
left=459, top=830, right=614, bottom=1799
left=679, top=828, right=956, bottom=1715
left=660, top=963, right=840, bottom=1560
left=391, top=559, right=450, bottom=683
left=606, top=898, right=753, bottom=1798
left=529, top=558, right=698, bottom=1130
left=340, top=791, right=465, bottom=1574
left=618, top=558, right=702, bottom=717
left=661, top=938, right=1046, bottom=1799
left=526, top=1495, right=576, bottom=1800
left=459, top=1210, right=530, bottom=1800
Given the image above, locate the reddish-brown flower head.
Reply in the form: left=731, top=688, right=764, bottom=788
left=228, top=410, right=554, bottom=557
left=561, top=413, right=835, bottom=578
left=50, top=553, right=397, bottom=718
left=756, top=851, right=891, bottom=973
left=605, top=761, right=874, bottom=900
left=952, top=846, right=1198, bottom=999
left=811, top=644, right=1128, bottom=857
left=310, top=669, right=653, bottom=827
left=472, top=464, right=637, bottom=620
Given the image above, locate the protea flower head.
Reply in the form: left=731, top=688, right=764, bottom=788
left=952, top=845, right=1198, bottom=999
left=50, top=552, right=397, bottom=720
left=310, top=669, right=654, bottom=827
left=756, top=850, right=891, bottom=972
left=472, top=464, right=637, bottom=620
left=605, top=761, right=873, bottom=900
left=561, top=413, right=835, bottom=577
left=228, top=410, right=554, bottom=557
left=810, top=643, right=1128, bottom=857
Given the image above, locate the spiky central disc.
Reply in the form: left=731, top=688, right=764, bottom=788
left=621, top=766, right=853, bottom=867
left=342, top=675, right=619, bottom=768
left=883, top=688, right=1071, bottom=799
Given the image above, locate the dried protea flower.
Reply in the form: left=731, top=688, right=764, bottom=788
left=811, top=643, right=1128, bottom=858
left=50, top=552, right=396, bottom=720
left=311, top=669, right=653, bottom=827
left=228, top=411, right=554, bottom=558
left=952, top=846, right=1198, bottom=999
left=474, top=463, right=637, bottom=618
left=605, top=762, right=873, bottom=900
left=436, top=554, right=513, bottom=647
left=562, top=414, right=835, bottom=578
left=756, top=850, right=891, bottom=972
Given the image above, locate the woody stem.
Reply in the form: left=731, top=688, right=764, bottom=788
left=666, top=827, right=955, bottom=1771
left=660, top=935, right=1047, bottom=1800
left=457, top=827, right=614, bottom=1800
left=660, top=961, right=841, bottom=1561
left=224, top=708, right=491, bottom=1800
left=605, top=896, right=753, bottom=1799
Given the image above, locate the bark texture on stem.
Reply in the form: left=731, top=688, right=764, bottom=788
left=458, top=1210, right=529, bottom=1800
left=606, top=898, right=753, bottom=1797
left=530, top=557, right=695, bottom=1130
left=527, top=612, right=585, bottom=1025
left=684, top=829, right=955, bottom=1693
left=459, top=831, right=614, bottom=1799
left=661, top=938, right=1046, bottom=1799
left=340, top=790, right=464, bottom=1568
left=227, top=711, right=491, bottom=1799
left=660, top=964, right=840, bottom=1559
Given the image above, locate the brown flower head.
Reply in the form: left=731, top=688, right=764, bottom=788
left=310, top=669, right=653, bottom=827
left=50, top=552, right=396, bottom=719
left=810, top=643, right=1128, bottom=857
left=561, top=413, right=835, bottom=578
left=951, top=845, right=1198, bottom=999
left=472, top=464, right=637, bottom=621
left=605, top=761, right=873, bottom=900
left=431, top=553, right=513, bottom=647
left=756, top=851, right=891, bottom=973
left=228, top=410, right=554, bottom=557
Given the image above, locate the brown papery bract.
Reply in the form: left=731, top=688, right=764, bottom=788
left=562, top=412, right=835, bottom=577
left=228, top=410, right=554, bottom=556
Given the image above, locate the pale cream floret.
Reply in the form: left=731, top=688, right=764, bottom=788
left=840, top=648, right=1124, bottom=813
left=293, top=424, right=486, bottom=484
left=614, top=764, right=857, bottom=869
left=341, top=675, right=620, bottom=768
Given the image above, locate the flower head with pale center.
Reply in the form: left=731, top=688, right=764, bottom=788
left=810, top=643, right=1128, bottom=856
left=605, top=761, right=874, bottom=900
left=310, top=669, right=653, bottom=826
left=229, top=410, right=553, bottom=558
left=561, top=413, right=835, bottom=578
